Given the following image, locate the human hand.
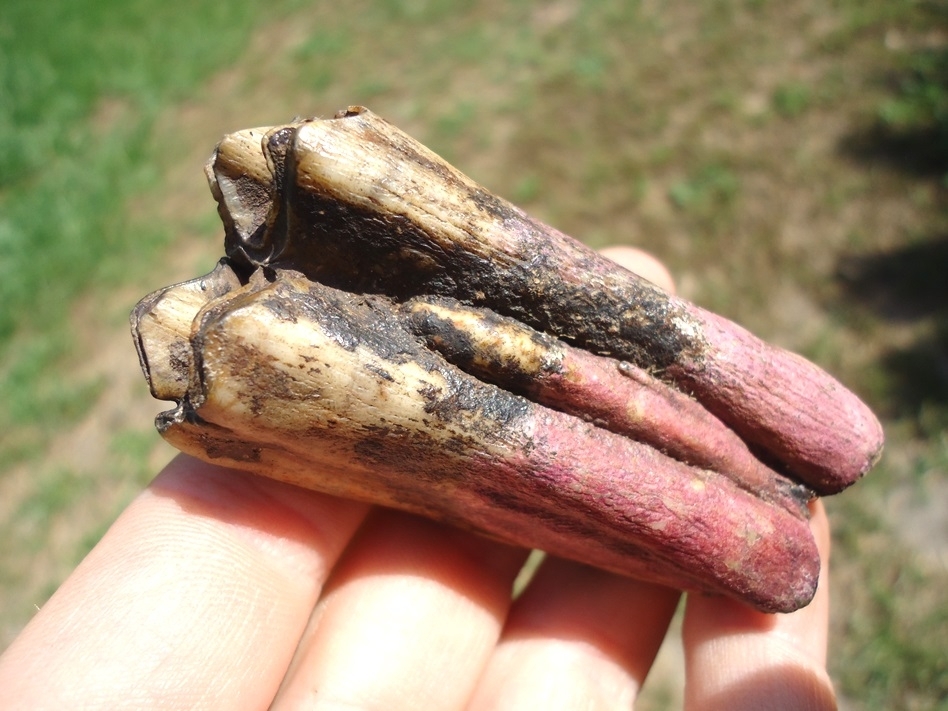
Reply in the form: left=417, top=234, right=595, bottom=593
left=0, top=248, right=836, bottom=710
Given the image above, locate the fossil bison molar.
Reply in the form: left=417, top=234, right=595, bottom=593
left=131, top=107, right=883, bottom=613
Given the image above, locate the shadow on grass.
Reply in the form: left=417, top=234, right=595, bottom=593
left=836, top=82, right=948, bottom=421
left=837, top=122, right=948, bottom=421
left=835, top=14, right=948, bottom=423
left=837, top=238, right=948, bottom=419
left=837, top=236, right=948, bottom=322
left=837, top=20, right=948, bottom=178
left=838, top=123, right=948, bottom=180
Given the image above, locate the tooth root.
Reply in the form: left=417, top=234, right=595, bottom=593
left=207, top=108, right=881, bottom=494
left=401, top=296, right=811, bottom=518
left=136, top=270, right=818, bottom=613
left=129, top=106, right=884, bottom=614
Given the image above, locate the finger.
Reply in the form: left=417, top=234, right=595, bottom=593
left=463, top=243, right=679, bottom=709
left=599, top=245, right=676, bottom=294
left=272, top=509, right=528, bottom=711
left=466, top=557, right=681, bottom=710
left=0, top=455, right=369, bottom=710
left=682, top=500, right=835, bottom=710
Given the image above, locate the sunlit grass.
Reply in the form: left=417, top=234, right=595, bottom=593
left=2, top=0, right=946, bottom=707
left=0, top=0, right=304, bottom=465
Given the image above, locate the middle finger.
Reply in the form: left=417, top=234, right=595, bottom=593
left=272, top=509, right=529, bottom=710
left=467, top=557, right=681, bottom=710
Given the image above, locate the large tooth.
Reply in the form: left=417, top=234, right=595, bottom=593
left=130, top=106, right=885, bottom=614
left=208, top=106, right=883, bottom=494
left=133, top=269, right=819, bottom=613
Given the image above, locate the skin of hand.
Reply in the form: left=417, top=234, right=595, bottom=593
left=0, top=247, right=837, bottom=711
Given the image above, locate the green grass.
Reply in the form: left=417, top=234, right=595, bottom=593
left=2, top=0, right=947, bottom=708
left=668, top=163, right=740, bottom=217
left=773, top=82, right=813, bottom=118
left=0, top=0, right=305, bottom=467
left=829, top=478, right=948, bottom=709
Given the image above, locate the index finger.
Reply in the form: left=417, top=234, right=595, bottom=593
left=0, top=454, right=369, bottom=709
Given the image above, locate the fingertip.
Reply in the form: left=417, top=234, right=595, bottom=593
left=598, top=246, right=676, bottom=294
left=681, top=500, right=836, bottom=710
left=808, top=498, right=831, bottom=568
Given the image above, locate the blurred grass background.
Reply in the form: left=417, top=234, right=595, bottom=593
left=1, top=0, right=946, bottom=707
